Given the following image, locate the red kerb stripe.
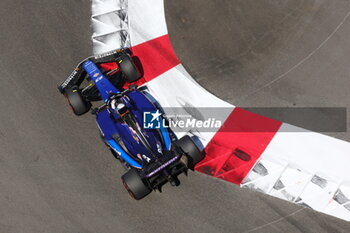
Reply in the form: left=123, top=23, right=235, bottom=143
left=195, top=107, right=282, bottom=184
left=130, top=34, right=180, bottom=86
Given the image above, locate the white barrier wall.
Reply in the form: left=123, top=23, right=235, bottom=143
left=91, top=0, right=350, bottom=221
left=91, top=0, right=130, bottom=54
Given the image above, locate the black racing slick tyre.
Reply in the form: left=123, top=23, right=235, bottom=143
left=65, top=86, right=91, bottom=116
left=118, top=54, right=141, bottom=83
left=121, top=169, right=151, bottom=200
left=176, top=135, right=204, bottom=170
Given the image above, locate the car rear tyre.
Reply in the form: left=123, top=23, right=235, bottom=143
left=118, top=54, right=141, bottom=83
left=176, top=135, right=204, bottom=170
left=121, top=169, right=151, bottom=200
left=65, top=86, right=91, bottom=116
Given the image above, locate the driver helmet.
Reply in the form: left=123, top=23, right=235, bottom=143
left=110, top=99, right=128, bottom=116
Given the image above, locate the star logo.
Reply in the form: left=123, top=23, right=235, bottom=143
left=143, top=110, right=163, bottom=129
left=150, top=110, right=162, bottom=122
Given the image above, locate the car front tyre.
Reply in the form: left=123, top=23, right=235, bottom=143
left=65, top=86, right=91, bottom=116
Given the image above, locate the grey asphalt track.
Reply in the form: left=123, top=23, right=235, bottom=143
left=165, top=0, right=350, bottom=141
left=0, top=0, right=350, bottom=233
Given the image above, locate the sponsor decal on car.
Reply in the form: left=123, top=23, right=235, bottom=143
left=95, top=75, right=103, bottom=83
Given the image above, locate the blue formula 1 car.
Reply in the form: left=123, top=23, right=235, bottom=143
left=58, top=49, right=204, bottom=200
